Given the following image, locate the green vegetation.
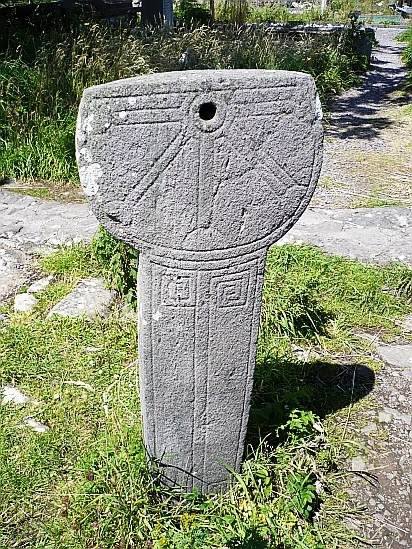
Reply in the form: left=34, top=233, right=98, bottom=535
left=0, top=7, right=368, bottom=185
left=175, top=0, right=211, bottom=25
left=0, top=4, right=407, bottom=547
left=1, top=241, right=412, bottom=548
left=399, top=26, right=412, bottom=90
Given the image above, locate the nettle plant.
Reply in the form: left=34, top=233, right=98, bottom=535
left=91, top=225, right=138, bottom=308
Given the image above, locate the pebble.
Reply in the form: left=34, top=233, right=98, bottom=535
left=361, top=423, right=377, bottom=435
left=1, top=386, right=30, bottom=405
left=23, top=416, right=50, bottom=433
left=378, top=411, right=393, bottom=423
left=401, top=314, right=412, bottom=333
left=14, top=293, right=38, bottom=312
left=383, top=407, right=412, bottom=425
left=27, top=275, right=54, bottom=293
left=351, top=457, right=367, bottom=471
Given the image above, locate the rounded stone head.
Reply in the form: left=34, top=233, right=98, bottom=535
left=76, top=69, right=323, bottom=261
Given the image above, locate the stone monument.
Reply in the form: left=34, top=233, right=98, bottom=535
left=76, top=70, right=323, bottom=493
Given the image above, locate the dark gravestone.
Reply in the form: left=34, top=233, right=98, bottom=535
left=76, top=69, right=323, bottom=493
left=141, top=0, right=173, bottom=25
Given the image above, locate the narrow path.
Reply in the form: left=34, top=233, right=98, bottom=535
left=0, top=190, right=97, bottom=301
left=305, top=28, right=412, bottom=549
left=313, top=27, right=412, bottom=209
left=280, top=28, right=412, bottom=269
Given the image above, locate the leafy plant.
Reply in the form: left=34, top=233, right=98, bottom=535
left=286, top=471, right=319, bottom=521
left=395, top=266, right=412, bottom=302
left=91, top=225, right=138, bottom=308
left=174, top=0, right=210, bottom=26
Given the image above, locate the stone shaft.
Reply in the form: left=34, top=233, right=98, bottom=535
left=76, top=69, right=323, bottom=492
left=138, top=251, right=266, bottom=491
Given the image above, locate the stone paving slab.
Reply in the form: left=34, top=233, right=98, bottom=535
left=46, top=278, right=115, bottom=319
left=277, top=205, right=412, bottom=266
left=0, top=189, right=98, bottom=301
left=0, top=188, right=98, bottom=249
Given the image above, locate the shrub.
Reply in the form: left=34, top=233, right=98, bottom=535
left=174, top=0, right=211, bottom=26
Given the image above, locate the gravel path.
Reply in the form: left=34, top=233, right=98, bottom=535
left=310, top=27, right=412, bottom=549
left=313, top=27, right=411, bottom=209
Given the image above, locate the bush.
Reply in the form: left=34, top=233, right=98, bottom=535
left=174, top=0, right=210, bottom=26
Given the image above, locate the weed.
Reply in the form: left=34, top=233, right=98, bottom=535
left=175, top=0, right=211, bottom=26
left=90, top=225, right=138, bottom=309
left=394, top=265, right=412, bottom=302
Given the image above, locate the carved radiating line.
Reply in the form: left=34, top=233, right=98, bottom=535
left=197, top=134, right=216, bottom=229
left=130, top=129, right=188, bottom=202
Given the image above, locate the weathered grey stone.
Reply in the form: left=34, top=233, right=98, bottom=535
left=361, top=422, right=377, bottom=435
left=378, top=411, right=393, bottom=424
left=27, top=275, right=53, bottom=293
left=1, top=385, right=31, bottom=405
left=383, top=407, right=412, bottom=425
left=400, top=314, right=412, bottom=333
left=47, top=277, right=115, bottom=319
left=351, top=456, right=367, bottom=471
left=376, top=344, right=412, bottom=369
left=77, top=70, right=323, bottom=492
left=14, top=292, right=38, bottom=312
left=0, top=246, right=29, bottom=302
left=23, top=416, right=50, bottom=433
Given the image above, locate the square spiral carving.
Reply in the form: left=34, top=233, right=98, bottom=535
left=214, top=272, right=250, bottom=308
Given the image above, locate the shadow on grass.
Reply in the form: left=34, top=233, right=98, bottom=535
left=226, top=527, right=269, bottom=549
left=247, top=354, right=375, bottom=446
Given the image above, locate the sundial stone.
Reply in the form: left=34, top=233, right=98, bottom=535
left=76, top=69, right=323, bottom=493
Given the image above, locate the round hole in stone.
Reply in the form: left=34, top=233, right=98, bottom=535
left=199, top=102, right=217, bottom=121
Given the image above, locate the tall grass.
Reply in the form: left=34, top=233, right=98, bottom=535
left=0, top=16, right=367, bottom=184
left=399, top=26, right=412, bottom=91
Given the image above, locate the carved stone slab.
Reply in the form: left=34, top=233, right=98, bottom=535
left=76, top=69, right=323, bottom=493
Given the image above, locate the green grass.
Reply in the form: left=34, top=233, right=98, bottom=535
left=1, top=241, right=411, bottom=548
left=398, top=26, right=412, bottom=91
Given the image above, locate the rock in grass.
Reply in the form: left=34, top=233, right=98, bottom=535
left=27, top=275, right=53, bottom=293
left=47, top=277, right=115, bottom=320
left=401, top=314, right=412, bottom=333
left=14, top=293, right=38, bottom=312
left=2, top=385, right=31, bottom=405
left=23, top=416, right=50, bottom=433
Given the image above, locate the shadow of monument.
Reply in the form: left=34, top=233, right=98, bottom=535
left=247, top=356, right=375, bottom=446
